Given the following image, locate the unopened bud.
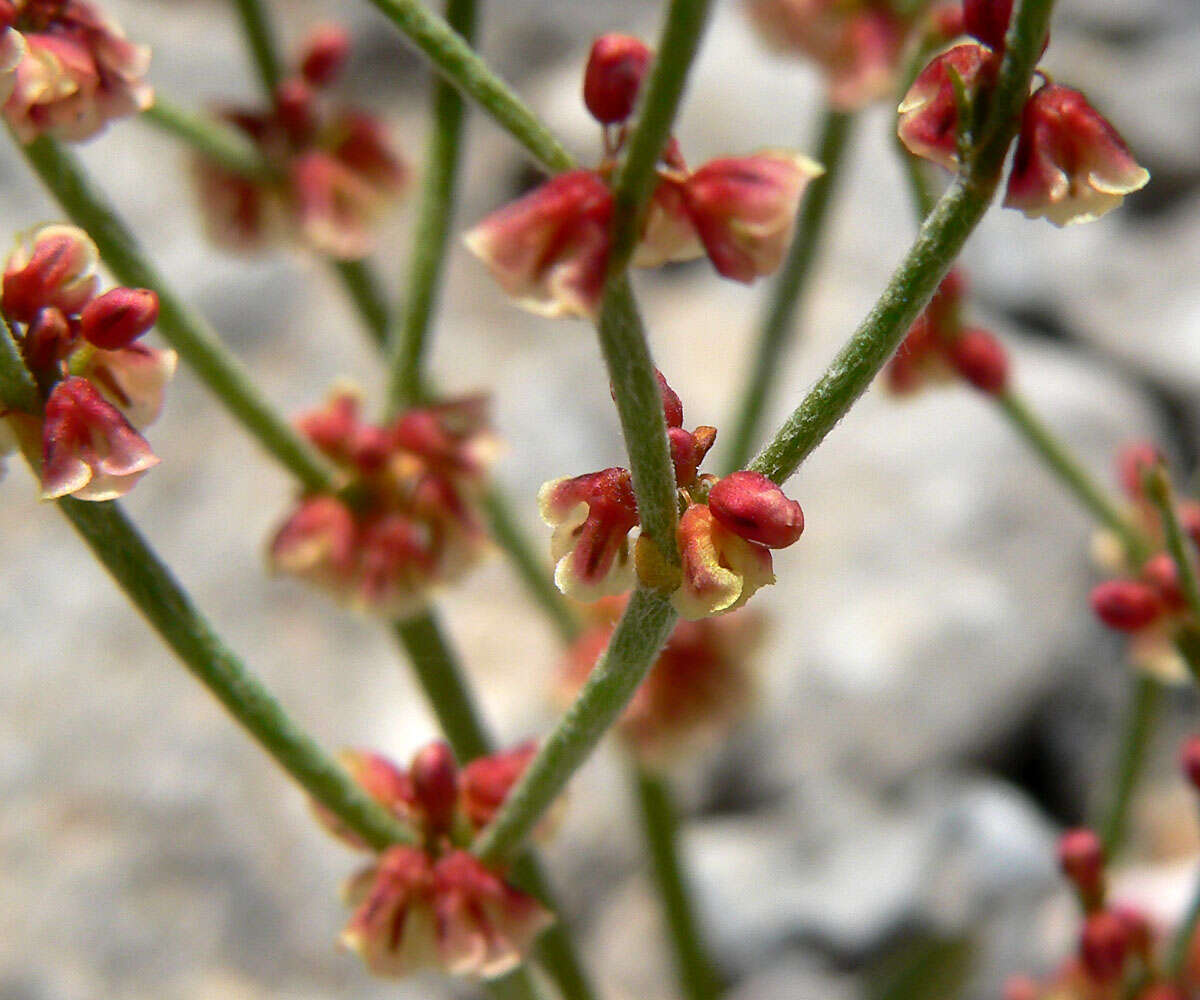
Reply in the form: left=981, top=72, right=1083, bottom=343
left=656, top=369, right=684, bottom=428
left=79, top=287, right=159, bottom=350
left=1180, top=735, right=1200, bottom=792
left=708, top=470, right=804, bottom=549
left=1080, top=910, right=1130, bottom=983
left=300, top=24, right=351, bottom=87
left=948, top=327, right=1009, bottom=395
left=583, top=34, right=652, bottom=125
left=1112, top=906, right=1152, bottom=957
left=1116, top=441, right=1163, bottom=500
left=1141, top=553, right=1185, bottom=611
left=275, top=77, right=316, bottom=142
left=410, top=742, right=459, bottom=837
left=1058, top=828, right=1104, bottom=894
left=1090, top=579, right=1163, bottom=632
left=24, top=307, right=74, bottom=374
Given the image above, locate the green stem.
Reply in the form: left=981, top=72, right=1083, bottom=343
left=1144, top=466, right=1200, bottom=619
left=331, top=259, right=394, bottom=348
left=0, top=310, right=40, bottom=413
left=997, top=391, right=1151, bottom=562
left=490, top=966, right=551, bottom=1000
left=898, top=144, right=939, bottom=223
left=394, top=612, right=494, bottom=762
left=386, top=0, right=479, bottom=412
left=474, top=588, right=678, bottom=864
left=722, top=108, right=854, bottom=475
left=142, top=101, right=275, bottom=180
left=230, top=0, right=284, bottom=95
left=359, top=0, right=573, bottom=172
left=17, top=135, right=338, bottom=495
left=1168, top=856, right=1200, bottom=978
left=748, top=0, right=1056, bottom=486
left=633, top=766, right=723, bottom=1000
left=1098, top=674, right=1160, bottom=857
left=482, top=487, right=582, bottom=643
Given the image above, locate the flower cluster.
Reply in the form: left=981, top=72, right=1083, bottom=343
left=269, top=388, right=493, bottom=619
left=1088, top=443, right=1200, bottom=683
left=0, top=0, right=152, bottom=143
left=538, top=371, right=804, bottom=619
left=464, top=33, right=823, bottom=319
left=314, top=742, right=553, bottom=980
left=897, top=0, right=1148, bottom=226
left=883, top=268, right=1009, bottom=397
left=560, top=597, right=759, bottom=764
left=745, top=0, right=936, bottom=110
left=0, top=224, right=173, bottom=500
left=192, top=23, right=409, bottom=259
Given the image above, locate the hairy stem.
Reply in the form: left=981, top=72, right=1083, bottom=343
left=1099, top=674, right=1160, bottom=857
left=474, top=588, right=678, bottom=863
left=722, top=108, right=854, bottom=474
left=749, top=0, right=1056, bottom=486
left=634, top=766, right=723, bottom=1000
left=387, top=0, right=479, bottom=411
left=18, top=136, right=338, bottom=495
left=360, top=0, right=573, bottom=172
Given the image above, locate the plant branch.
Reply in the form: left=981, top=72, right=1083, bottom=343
left=474, top=588, right=677, bottom=863
left=1145, top=465, right=1200, bottom=620
left=360, top=0, right=573, bottom=172
left=722, top=107, right=854, bottom=474
left=331, top=259, right=394, bottom=348
left=748, top=0, right=1056, bottom=486
left=386, top=0, right=479, bottom=412
left=143, top=100, right=275, bottom=180
left=17, top=135, right=339, bottom=495
left=1168, top=855, right=1200, bottom=978
left=1098, top=674, right=1160, bottom=857
left=231, top=0, right=284, bottom=94
left=634, top=765, right=723, bottom=1000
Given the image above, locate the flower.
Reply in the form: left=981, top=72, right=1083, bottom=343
left=583, top=33, right=652, bottom=126
left=3, top=0, right=152, bottom=143
left=77, top=342, right=177, bottom=430
left=1004, top=83, right=1149, bottom=227
left=673, top=502, right=776, bottom=620
left=2, top=223, right=99, bottom=323
left=897, top=43, right=998, bottom=172
left=707, top=470, right=804, bottom=549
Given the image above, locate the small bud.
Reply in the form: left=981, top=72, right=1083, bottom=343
left=1090, top=579, right=1163, bottom=632
left=708, top=470, right=805, bottom=549
left=1080, top=911, right=1130, bottom=983
left=460, top=742, right=537, bottom=831
left=300, top=24, right=352, bottom=87
left=657, top=369, right=684, bottom=428
left=410, top=742, right=459, bottom=838
left=1116, top=441, right=1163, bottom=501
left=23, top=307, right=75, bottom=374
left=897, top=43, right=999, bottom=172
left=79, top=287, right=159, bottom=350
left=948, top=327, right=1009, bottom=395
left=1142, top=554, right=1185, bottom=611
left=1058, top=828, right=1104, bottom=894
left=583, top=34, right=652, bottom=125
left=1180, top=735, right=1200, bottom=791
left=1004, top=84, right=1149, bottom=227
left=275, top=77, right=316, bottom=142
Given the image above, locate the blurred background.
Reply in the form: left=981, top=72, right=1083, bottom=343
left=2, top=0, right=1199, bottom=997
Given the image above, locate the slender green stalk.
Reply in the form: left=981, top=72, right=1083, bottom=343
left=331, top=259, right=394, bottom=348
left=482, top=487, right=582, bottom=643
left=633, top=766, right=723, bottom=1000
left=394, top=612, right=494, bottom=761
left=1168, top=857, right=1200, bottom=978
left=387, top=0, right=479, bottom=411
left=231, top=0, right=284, bottom=94
left=1145, top=466, right=1200, bottom=619
left=490, top=966, right=551, bottom=1000
left=474, top=588, right=678, bottom=864
left=998, top=391, right=1150, bottom=562
left=722, top=108, right=854, bottom=474
left=0, top=311, right=40, bottom=413
left=17, top=136, right=338, bottom=495
left=749, top=0, right=1056, bottom=486
left=898, top=145, right=939, bottom=223
left=1098, top=674, right=1160, bottom=856
left=143, top=101, right=274, bottom=180
left=360, top=0, right=573, bottom=172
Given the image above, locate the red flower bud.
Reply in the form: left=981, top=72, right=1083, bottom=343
left=275, top=77, right=316, bottom=143
left=657, top=369, right=684, bottom=428
left=410, top=742, right=459, bottom=838
left=300, top=23, right=351, bottom=87
left=1057, top=828, right=1104, bottom=893
left=1142, top=553, right=1186, bottom=611
left=948, top=327, right=1009, bottom=395
left=898, top=43, right=999, bottom=172
left=583, top=34, right=652, bottom=125
left=79, top=287, right=159, bottom=350
left=1090, top=579, right=1163, bottom=632
left=2, top=224, right=99, bottom=324
left=964, top=0, right=1014, bottom=52
left=1111, top=905, right=1152, bottom=957
left=1180, top=735, right=1200, bottom=792
left=708, top=470, right=804, bottom=549
left=460, top=742, right=537, bottom=832
left=1116, top=441, right=1163, bottom=501
left=23, top=306, right=74, bottom=374
left=1080, top=910, right=1130, bottom=983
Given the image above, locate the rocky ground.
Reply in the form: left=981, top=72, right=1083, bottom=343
left=2, top=0, right=1199, bottom=998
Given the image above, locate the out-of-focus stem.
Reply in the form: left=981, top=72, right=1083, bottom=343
left=1099, top=674, right=1160, bottom=857
left=231, top=0, right=284, bottom=94
left=722, top=108, right=854, bottom=475
left=143, top=100, right=275, bottom=180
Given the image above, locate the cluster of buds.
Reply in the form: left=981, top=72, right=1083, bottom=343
left=464, top=33, right=823, bottom=319
left=314, top=742, right=554, bottom=980
left=745, top=0, right=936, bottom=110
left=538, top=371, right=804, bottom=619
left=193, top=24, right=409, bottom=259
left=560, top=597, right=758, bottom=765
left=1088, top=443, right=1200, bottom=683
left=884, top=268, right=1009, bottom=396
left=0, top=0, right=153, bottom=143
left=0, top=224, right=173, bottom=500
left=897, top=0, right=1149, bottom=225
left=268, top=388, right=494, bottom=619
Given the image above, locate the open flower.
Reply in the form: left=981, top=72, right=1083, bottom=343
left=2, top=223, right=99, bottom=323
left=673, top=503, right=776, bottom=620
left=1004, top=84, right=1149, bottom=226
left=3, top=0, right=152, bottom=143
